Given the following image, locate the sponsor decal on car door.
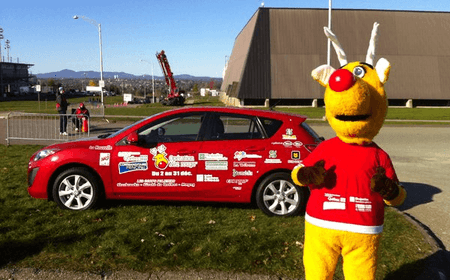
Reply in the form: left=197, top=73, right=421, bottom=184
left=198, top=140, right=265, bottom=197
left=111, top=142, right=201, bottom=196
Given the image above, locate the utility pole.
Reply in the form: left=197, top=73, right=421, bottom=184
left=327, top=0, right=332, bottom=66
left=5, top=40, right=10, bottom=62
left=0, top=27, right=3, bottom=62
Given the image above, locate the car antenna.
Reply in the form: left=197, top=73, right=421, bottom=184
left=269, top=100, right=281, bottom=111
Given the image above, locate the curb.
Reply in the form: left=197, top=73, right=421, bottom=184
left=394, top=208, right=450, bottom=280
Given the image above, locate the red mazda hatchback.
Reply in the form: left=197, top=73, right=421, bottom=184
left=28, top=107, right=322, bottom=216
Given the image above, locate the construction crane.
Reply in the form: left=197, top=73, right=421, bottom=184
left=155, top=50, right=185, bottom=106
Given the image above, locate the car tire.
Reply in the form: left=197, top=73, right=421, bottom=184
left=256, top=172, right=308, bottom=217
left=52, top=167, right=101, bottom=211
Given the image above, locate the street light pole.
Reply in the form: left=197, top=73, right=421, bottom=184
left=73, top=15, right=104, bottom=104
left=327, top=0, right=332, bottom=66
left=140, top=59, right=155, bottom=103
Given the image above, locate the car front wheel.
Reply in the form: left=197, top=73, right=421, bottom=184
left=256, top=172, right=308, bottom=217
left=52, top=167, right=101, bottom=211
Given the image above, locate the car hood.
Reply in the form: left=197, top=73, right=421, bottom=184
left=42, top=137, right=112, bottom=151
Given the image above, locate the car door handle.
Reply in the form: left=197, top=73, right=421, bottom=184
left=177, top=150, right=196, bottom=155
left=246, top=147, right=266, bottom=153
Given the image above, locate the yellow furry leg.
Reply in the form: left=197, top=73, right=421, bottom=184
left=341, top=231, right=381, bottom=280
left=303, top=222, right=381, bottom=280
left=303, top=222, right=341, bottom=280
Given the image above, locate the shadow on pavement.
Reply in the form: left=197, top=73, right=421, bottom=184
left=398, top=182, right=442, bottom=211
left=385, top=249, right=450, bottom=280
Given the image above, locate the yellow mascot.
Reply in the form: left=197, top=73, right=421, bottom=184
left=291, top=22, right=406, bottom=280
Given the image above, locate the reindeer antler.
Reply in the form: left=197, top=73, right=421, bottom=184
left=324, top=26, right=348, bottom=66
left=366, top=22, right=379, bottom=66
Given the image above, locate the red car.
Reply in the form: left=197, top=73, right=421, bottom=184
left=28, top=107, right=322, bottom=216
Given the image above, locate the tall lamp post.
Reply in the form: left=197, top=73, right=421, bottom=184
left=327, top=0, right=332, bottom=66
left=73, top=15, right=104, bottom=104
left=140, top=59, right=155, bottom=103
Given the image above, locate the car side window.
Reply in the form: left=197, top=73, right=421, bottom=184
left=205, top=114, right=263, bottom=140
left=259, top=117, right=283, bottom=138
left=138, top=114, right=205, bottom=144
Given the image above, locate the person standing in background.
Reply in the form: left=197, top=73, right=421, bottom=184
left=56, top=87, right=68, bottom=135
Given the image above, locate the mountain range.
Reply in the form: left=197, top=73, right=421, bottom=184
left=35, top=69, right=222, bottom=81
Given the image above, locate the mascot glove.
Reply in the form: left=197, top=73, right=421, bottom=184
left=292, top=160, right=326, bottom=186
left=370, top=167, right=400, bottom=201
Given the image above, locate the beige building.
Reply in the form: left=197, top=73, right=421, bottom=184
left=221, top=8, right=450, bottom=107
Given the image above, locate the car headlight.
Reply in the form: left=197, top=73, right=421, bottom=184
left=34, top=149, right=59, bottom=162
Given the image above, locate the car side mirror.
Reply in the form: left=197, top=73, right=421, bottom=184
left=126, top=131, right=139, bottom=145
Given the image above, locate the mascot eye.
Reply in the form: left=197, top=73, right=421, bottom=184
left=353, top=66, right=366, bottom=78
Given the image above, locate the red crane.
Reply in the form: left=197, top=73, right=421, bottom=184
left=156, top=50, right=185, bottom=106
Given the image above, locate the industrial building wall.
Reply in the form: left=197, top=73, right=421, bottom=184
left=237, top=8, right=271, bottom=100
left=221, top=10, right=260, bottom=98
left=222, top=8, right=450, bottom=102
left=269, top=9, right=326, bottom=99
left=324, top=9, right=450, bottom=100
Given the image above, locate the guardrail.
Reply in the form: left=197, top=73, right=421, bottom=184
left=6, top=112, right=93, bottom=145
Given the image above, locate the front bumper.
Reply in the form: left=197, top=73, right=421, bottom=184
left=27, top=165, right=50, bottom=199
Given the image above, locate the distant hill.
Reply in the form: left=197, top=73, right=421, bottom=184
left=36, top=69, right=222, bottom=81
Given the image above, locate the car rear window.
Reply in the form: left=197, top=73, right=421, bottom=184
left=301, top=122, right=322, bottom=142
left=259, top=117, right=283, bottom=138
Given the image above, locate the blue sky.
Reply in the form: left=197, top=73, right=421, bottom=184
left=1, top=0, right=448, bottom=78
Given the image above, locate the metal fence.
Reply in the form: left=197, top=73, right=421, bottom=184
left=6, top=112, right=94, bottom=145
left=4, top=102, right=111, bottom=145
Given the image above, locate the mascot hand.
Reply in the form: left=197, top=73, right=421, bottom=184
left=370, top=167, right=400, bottom=200
left=292, top=160, right=326, bottom=186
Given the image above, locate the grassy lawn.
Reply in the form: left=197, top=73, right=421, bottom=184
left=0, top=145, right=435, bottom=279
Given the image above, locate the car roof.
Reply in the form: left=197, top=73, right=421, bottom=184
left=158, top=106, right=307, bottom=121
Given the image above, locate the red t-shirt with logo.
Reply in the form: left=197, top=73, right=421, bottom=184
left=302, top=137, right=398, bottom=234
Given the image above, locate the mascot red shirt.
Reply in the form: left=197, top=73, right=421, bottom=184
left=302, top=137, right=397, bottom=233
left=292, top=23, right=406, bottom=280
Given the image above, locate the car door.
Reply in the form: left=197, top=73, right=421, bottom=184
left=111, top=112, right=206, bottom=198
left=196, top=113, right=267, bottom=199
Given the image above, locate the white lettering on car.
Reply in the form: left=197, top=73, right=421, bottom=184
left=232, top=169, right=253, bottom=177
left=234, top=151, right=262, bottom=161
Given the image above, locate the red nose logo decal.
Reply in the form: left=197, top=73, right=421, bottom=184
left=158, top=161, right=167, bottom=169
left=329, top=69, right=356, bottom=92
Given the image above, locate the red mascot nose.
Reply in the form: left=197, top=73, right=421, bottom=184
left=328, top=69, right=356, bottom=92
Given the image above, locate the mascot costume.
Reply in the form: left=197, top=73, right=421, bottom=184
left=291, top=23, right=406, bottom=280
